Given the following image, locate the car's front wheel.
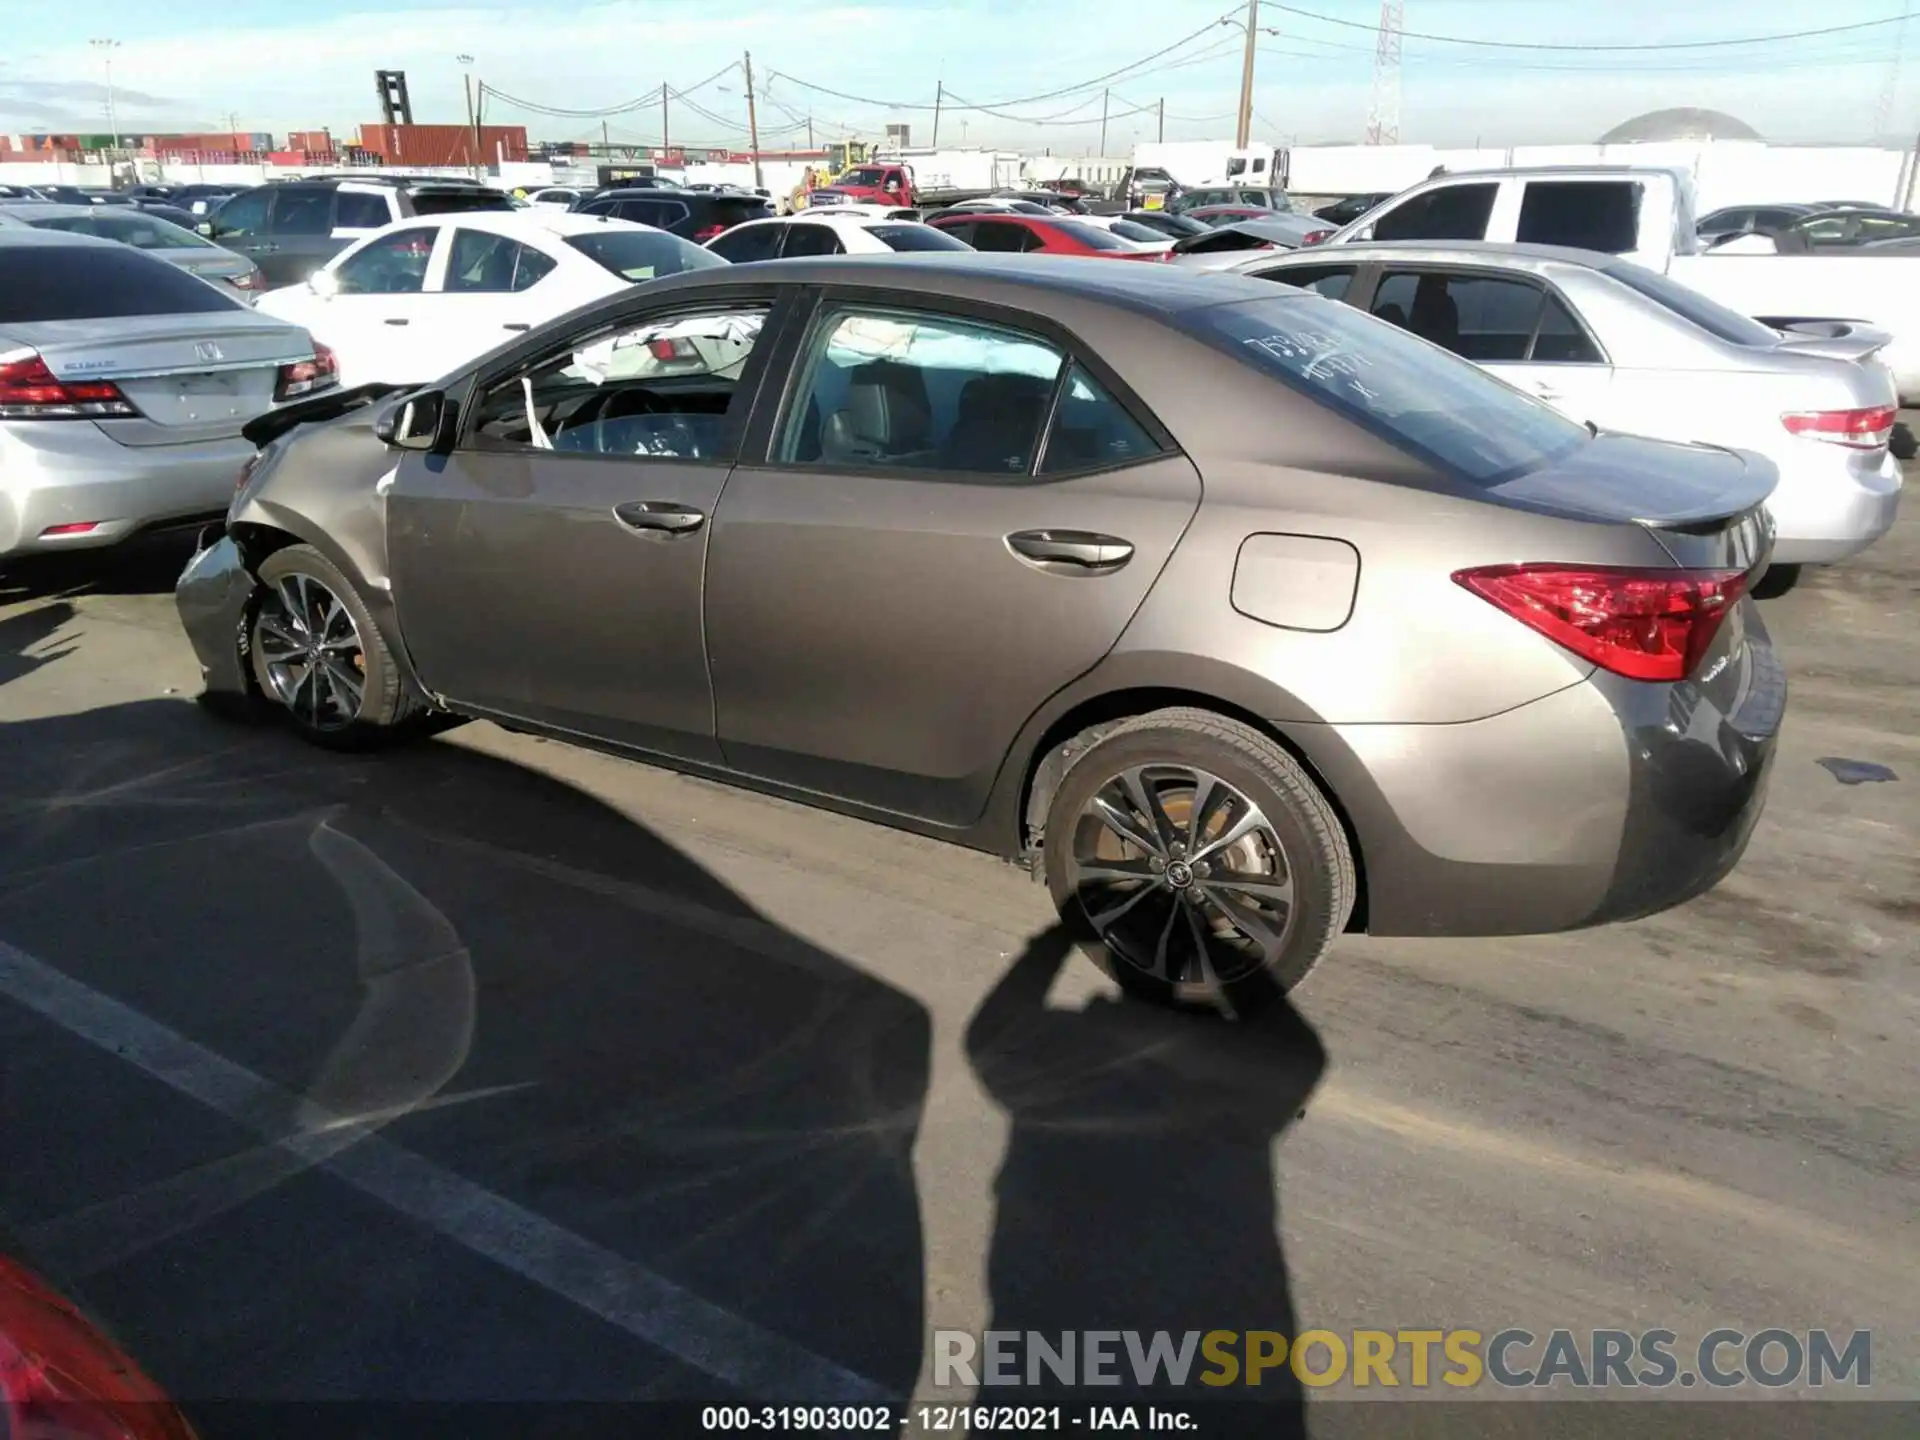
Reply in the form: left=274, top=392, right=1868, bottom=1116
left=249, top=544, right=424, bottom=750
left=1042, top=708, right=1355, bottom=1016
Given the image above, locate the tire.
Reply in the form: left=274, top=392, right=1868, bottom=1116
left=249, top=544, right=426, bottom=751
left=1041, top=707, right=1355, bottom=1017
left=1751, top=563, right=1802, bottom=600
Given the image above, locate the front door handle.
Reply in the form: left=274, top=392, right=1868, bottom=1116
left=1005, top=529, right=1135, bottom=571
left=384, top=318, right=410, bottom=327
left=613, top=500, right=707, bottom=535
left=503, top=322, right=532, bottom=332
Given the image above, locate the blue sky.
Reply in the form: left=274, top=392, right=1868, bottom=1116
left=2, top=0, right=1914, bottom=150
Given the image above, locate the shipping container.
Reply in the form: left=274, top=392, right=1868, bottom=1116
left=355, top=122, right=530, bottom=167
left=287, top=130, right=334, bottom=151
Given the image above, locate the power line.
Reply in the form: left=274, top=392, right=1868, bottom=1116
left=1263, top=3, right=1914, bottom=51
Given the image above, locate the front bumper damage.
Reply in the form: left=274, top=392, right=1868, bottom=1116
left=175, top=526, right=266, bottom=715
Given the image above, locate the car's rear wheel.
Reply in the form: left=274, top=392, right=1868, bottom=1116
left=1752, top=562, right=1801, bottom=599
left=1042, top=708, right=1354, bottom=1016
left=249, top=544, right=423, bottom=750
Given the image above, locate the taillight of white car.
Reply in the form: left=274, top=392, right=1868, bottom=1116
left=0, top=352, right=139, bottom=420
left=274, top=342, right=339, bottom=402
left=227, top=268, right=267, bottom=293
left=1780, top=404, right=1896, bottom=450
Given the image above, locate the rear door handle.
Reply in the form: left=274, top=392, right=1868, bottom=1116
left=384, top=318, right=410, bottom=327
left=613, top=500, right=707, bottom=535
left=1005, top=529, right=1134, bottom=571
left=503, top=322, right=532, bottom=332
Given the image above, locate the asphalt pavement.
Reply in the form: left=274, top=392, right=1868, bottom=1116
left=0, top=481, right=1914, bottom=1439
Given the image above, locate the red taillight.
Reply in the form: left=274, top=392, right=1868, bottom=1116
left=1452, top=563, right=1750, bottom=683
left=226, top=268, right=266, bottom=292
left=0, top=353, right=138, bottom=420
left=1300, top=229, right=1332, bottom=245
left=39, top=521, right=103, bottom=537
left=1781, top=404, right=1895, bottom=450
left=274, top=342, right=338, bottom=401
left=648, top=337, right=697, bottom=361
left=1, top=1259, right=198, bottom=1440
left=693, top=224, right=726, bottom=242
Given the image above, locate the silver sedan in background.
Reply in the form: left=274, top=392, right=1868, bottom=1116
left=0, top=228, right=335, bottom=561
left=0, top=202, right=266, bottom=298
left=1230, top=240, right=1904, bottom=591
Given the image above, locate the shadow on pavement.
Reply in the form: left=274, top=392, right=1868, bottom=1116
left=0, top=602, right=77, bottom=687
left=0, top=532, right=199, bottom=605
left=0, top=698, right=931, bottom=1410
left=967, top=930, right=1323, bottom=1438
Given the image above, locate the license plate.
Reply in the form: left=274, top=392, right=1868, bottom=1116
left=178, top=372, right=244, bottom=399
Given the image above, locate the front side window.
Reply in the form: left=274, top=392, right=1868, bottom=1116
left=1047, top=220, right=1132, bottom=251
left=209, top=189, right=269, bottom=236
left=333, top=227, right=437, bottom=295
left=1372, top=182, right=1498, bottom=242
left=779, top=307, right=1064, bottom=476
left=1192, top=295, right=1588, bottom=486
left=780, top=224, right=844, bottom=258
left=706, top=224, right=784, bottom=263
left=470, top=305, right=770, bottom=461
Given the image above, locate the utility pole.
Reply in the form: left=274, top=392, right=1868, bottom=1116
left=662, top=84, right=670, bottom=154
left=1099, top=88, right=1110, bottom=156
left=743, top=51, right=764, bottom=190
left=808, top=114, right=815, bottom=149
left=933, top=80, right=944, bottom=147
left=90, top=39, right=122, bottom=162
left=602, top=119, right=610, bottom=149
left=457, top=55, right=481, bottom=179
left=1157, top=97, right=1165, bottom=143
left=1234, top=0, right=1258, bottom=148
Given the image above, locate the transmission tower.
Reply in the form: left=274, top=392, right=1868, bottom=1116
left=1872, top=1, right=1912, bottom=143
left=1365, top=0, right=1404, bottom=146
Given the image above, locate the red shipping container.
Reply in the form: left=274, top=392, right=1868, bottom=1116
left=356, top=122, right=529, bottom=167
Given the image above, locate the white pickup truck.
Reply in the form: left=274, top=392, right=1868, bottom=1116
left=1325, top=165, right=1920, bottom=400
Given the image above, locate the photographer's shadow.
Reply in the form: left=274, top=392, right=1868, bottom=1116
left=966, top=930, right=1324, bottom=1437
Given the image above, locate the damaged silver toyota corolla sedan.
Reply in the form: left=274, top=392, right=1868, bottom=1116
left=177, top=254, right=1786, bottom=1014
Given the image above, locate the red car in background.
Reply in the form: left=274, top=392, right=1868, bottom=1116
left=925, top=212, right=1166, bottom=261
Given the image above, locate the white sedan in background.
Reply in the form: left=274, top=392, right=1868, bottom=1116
left=253, top=210, right=725, bottom=387
left=704, top=214, right=975, bottom=261
left=1237, top=240, right=1904, bottom=589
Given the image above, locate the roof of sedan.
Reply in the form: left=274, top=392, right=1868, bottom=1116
left=1259, top=238, right=1630, bottom=271
left=0, top=202, right=139, bottom=221
left=713, top=252, right=1296, bottom=313
left=373, top=209, right=670, bottom=240
left=0, top=225, right=119, bottom=248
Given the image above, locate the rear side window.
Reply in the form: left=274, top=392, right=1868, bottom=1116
left=269, top=188, right=333, bottom=236
left=445, top=231, right=555, bottom=292
left=780, top=224, right=844, bottom=257
left=1193, top=295, right=1587, bottom=486
left=210, top=189, right=270, bottom=235
left=334, top=192, right=392, bottom=228
left=1253, top=264, right=1356, bottom=300
left=711, top=198, right=774, bottom=226
left=565, top=229, right=727, bottom=279
left=1372, top=183, right=1497, bottom=242
left=970, top=221, right=1036, bottom=253
left=409, top=189, right=515, bottom=216
left=0, top=246, right=243, bottom=321
left=1047, top=220, right=1132, bottom=251
left=870, top=224, right=971, bottom=251
left=1603, top=260, right=1783, bottom=347
left=626, top=200, right=689, bottom=229
left=1517, top=181, right=1641, bottom=254
left=1038, top=365, right=1160, bottom=475
left=704, top=225, right=784, bottom=263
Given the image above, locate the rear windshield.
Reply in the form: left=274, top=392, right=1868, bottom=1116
left=870, top=224, right=971, bottom=251
left=712, top=198, right=774, bottom=224
left=565, top=230, right=728, bottom=280
left=408, top=189, right=516, bottom=216
left=1196, top=295, right=1588, bottom=485
left=0, top=246, right=244, bottom=322
left=1047, top=219, right=1132, bottom=251
left=29, top=210, right=213, bottom=250
left=1604, top=260, right=1783, bottom=347
left=1109, top=219, right=1168, bottom=244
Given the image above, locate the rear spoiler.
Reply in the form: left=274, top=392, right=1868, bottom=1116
left=1762, top=319, right=1893, bottom=364
left=242, top=382, right=408, bottom=449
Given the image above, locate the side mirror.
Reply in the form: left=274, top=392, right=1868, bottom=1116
left=374, top=390, right=447, bottom=452
left=307, top=269, right=339, bottom=299
left=196, top=221, right=215, bottom=237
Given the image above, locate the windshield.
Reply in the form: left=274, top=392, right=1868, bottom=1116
left=1109, top=219, right=1167, bottom=244
left=0, top=245, right=243, bottom=321
left=1194, top=295, right=1588, bottom=485
left=870, top=224, right=972, bottom=251
left=566, top=230, right=729, bottom=280
left=1048, top=219, right=1132, bottom=251
left=30, top=210, right=213, bottom=250
left=836, top=168, right=889, bottom=189
left=1604, top=260, right=1783, bottom=347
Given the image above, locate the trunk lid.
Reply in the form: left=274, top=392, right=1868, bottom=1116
left=1482, top=431, right=1776, bottom=537
left=6, top=313, right=311, bottom=447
